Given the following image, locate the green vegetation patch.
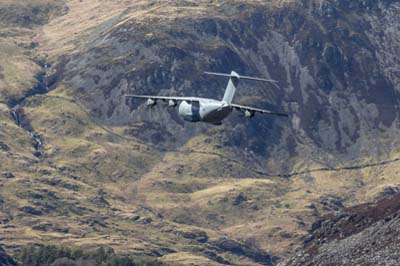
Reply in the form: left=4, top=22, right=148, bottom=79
left=18, top=245, right=163, bottom=266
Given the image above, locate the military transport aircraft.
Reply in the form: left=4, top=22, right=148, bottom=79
left=125, top=71, right=288, bottom=125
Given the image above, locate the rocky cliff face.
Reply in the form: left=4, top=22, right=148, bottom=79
left=54, top=0, right=400, bottom=170
left=279, top=192, right=400, bottom=266
left=0, top=246, right=15, bottom=266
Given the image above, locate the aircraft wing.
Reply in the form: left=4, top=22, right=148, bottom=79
left=231, top=103, right=288, bottom=117
left=125, top=95, right=200, bottom=102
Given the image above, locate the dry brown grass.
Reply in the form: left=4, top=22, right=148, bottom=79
left=1, top=1, right=400, bottom=264
left=37, top=0, right=295, bottom=59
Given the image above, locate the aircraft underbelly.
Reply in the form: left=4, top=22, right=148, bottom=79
left=179, top=101, right=231, bottom=124
left=202, top=107, right=232, bottom=123
left=182, top=115, right=201, bottom=122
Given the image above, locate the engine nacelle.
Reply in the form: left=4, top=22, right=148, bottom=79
left=147, top=98, right=156, bottom=106
left=168, top=99, right=177, bottom=107
left=244, top=110, right=255, bottom=118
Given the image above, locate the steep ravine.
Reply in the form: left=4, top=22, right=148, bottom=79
left=6, top=61, right=51, bottom=159
left=10, top=107, right=43, bottom=158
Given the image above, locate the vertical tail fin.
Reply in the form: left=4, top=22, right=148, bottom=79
left=204, top=71, right=278, bottom=104
left=222, top=71, right=240, bottom=104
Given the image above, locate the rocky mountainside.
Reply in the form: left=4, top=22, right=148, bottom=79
left=0, top=246, right=15, bottom=266
left=0, top=0, right=400, bottom=265
left=56, top=0, right=400, bottom=167
left=279, top=192, right=400, bottom=266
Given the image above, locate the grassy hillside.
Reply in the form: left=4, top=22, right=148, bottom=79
left=0, top=0, right=400, bottom=265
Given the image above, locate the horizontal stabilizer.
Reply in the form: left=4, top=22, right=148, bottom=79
left=204, top=71, right=278, bottom=84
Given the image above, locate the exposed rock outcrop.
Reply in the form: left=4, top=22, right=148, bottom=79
left=0, top=246, right=15, bottom=266
left=279, top=193, right=400, bottom=266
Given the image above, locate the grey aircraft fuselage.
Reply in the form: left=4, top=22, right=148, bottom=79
left=178, top=98, right=232, bottom=125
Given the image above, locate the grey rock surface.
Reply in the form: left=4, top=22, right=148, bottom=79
left=279, top=193, right=400, bottom=266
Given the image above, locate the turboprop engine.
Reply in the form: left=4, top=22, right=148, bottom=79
left=168, top=99, right=177, bottom=107
left=244, top=110, right=255, bottom=118
left=147, top=98, right=156, bottom=106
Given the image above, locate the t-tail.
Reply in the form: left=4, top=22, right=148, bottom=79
left=204, top=71, right=278, bottom=104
